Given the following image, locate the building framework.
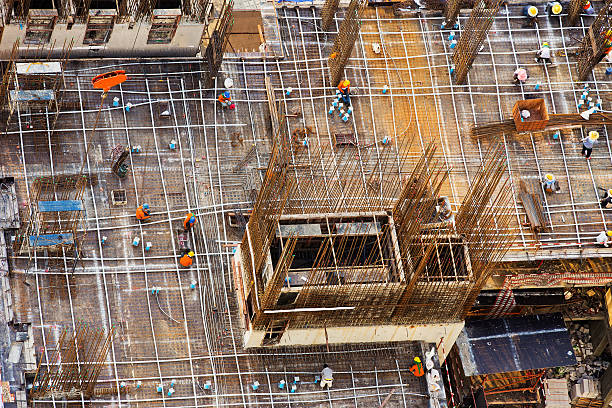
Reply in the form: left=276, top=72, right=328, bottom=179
left=1, top=3, right=612, bottom=408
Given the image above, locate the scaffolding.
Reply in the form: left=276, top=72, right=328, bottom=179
left=13, top=175, right=87, bottom=271
left=452, top=0, right=500, bottom=84
left=31, top=323, right=114, bottom=400
left=576, top=0, right=612, bottom=80
left=328, top=0, right=366, bottom=88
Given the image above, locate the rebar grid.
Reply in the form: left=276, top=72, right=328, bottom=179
left=452, top=0, right=501, bottom=84
left=576, top=0, right=612, bottom=80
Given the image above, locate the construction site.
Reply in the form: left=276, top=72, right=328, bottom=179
left=2, top=0, right=612, bottom=406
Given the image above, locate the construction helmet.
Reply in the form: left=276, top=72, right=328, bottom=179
left=545, top=173, right=554, bottom=181
left=608, top=189, right=612, bottom=196
left=607, top=231, right=612, bottom=237
left=414, top=357, right=421, bottom=363
left=589, top=130, right=600, bottom=140
left=583, top=0, right=591, bottom=9
left=223, top=91, right=230, bottom=98
left=542, top=42, right=549, bottom=47
left=190, top=216, right=196, bottom=223
left=343, top=80, right=350, bottom=87
left=527, top=6, right=538, bottom=17
left=143, top=203, right=149, bottom=209
left=188, top=251, right=195, bottom=257
left=551, top=2, right=562, bottom=14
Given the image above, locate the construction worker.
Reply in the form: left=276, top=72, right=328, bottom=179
left=218, top=91, right=235, bottom=110
left=136, top=203, right=151, bottom=220
left=536, top=42, right=552, bottom=64
left=583, top=0, right=595, bottom=14
left=542, top=173, right=560, bottom=193
left=596, top=230, right=612, bottom=247
left=523, top=5, right=538, bottom=26
left=513, top=67, right=529, bottom=85
left=338, top=80, right=351, bottom=106
left=320, top=364, right=333, bottom=389
left=409, top=357, right=425, bottom=377
left=600, top=189, right=612, bottom=208
left=180, top=250, right=194, bottom=267
left=546, top=1, right=562, bottom=16
left=582, top=130, right=599, bottom=159
left=183, top=212, right=197, bottom=231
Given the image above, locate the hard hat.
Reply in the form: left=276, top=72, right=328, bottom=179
left=143, top=203, right=149, bottom=209
left=414, top=357, right=421, bottom=363
left=545, top=173, right=554, bottom=181
left=551, top=2, right=562, bottom=14
left=583, top=1, right=591, bottom=8
left=188, top=251, right=195, bottom=257
left=343, top=80, right=350, bottom=87
left=607, top=231, right=612, bottom=237
left=190, top=216, right=196, bottom=223
left=521, top=110, right=531, bottom=119
left=608, top=189, right=612, bottom=196
left=542, top=42, right=549, bottom=47
left=223, top=91, right=230, bottom=98
left=589, top=130, right=600, bottom=140
left=528, top=6, right=538, bottom=17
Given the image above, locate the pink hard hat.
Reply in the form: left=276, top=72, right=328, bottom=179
left=516, top=69, right=528, bottom=81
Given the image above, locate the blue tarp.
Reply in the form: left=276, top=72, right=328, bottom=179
left=38, top=200, right=83, bottom=212
left=9, top=90, right=55, bottom=102
left=29, top=233, right=74, bottom=247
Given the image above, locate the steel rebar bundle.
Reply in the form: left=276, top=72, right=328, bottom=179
left=31, top=323, right=114, bottom=399
left=576, top=0, right=612, bottom=80
left=328, top=0, right=367, bottom=88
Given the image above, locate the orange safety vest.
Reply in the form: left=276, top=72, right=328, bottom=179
left=218, top=94, right=230, bottom=103
left=180, top=254, right=193, bottom=267
left=136, top=206, right=150, bottom=220
left=183, top=213, right=196, bottom=229
left=409, top=362, right=424, bottom=377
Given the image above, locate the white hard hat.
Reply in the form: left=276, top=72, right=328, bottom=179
left=521, top=110, right=531, bottom=119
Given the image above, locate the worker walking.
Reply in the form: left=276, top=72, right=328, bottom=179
left=338, top=80, right=351, bottom=106
left=409, top=357, right=425, bottom=377
left=184, top=212, right=197, bottom=232
left=535, top=42, right=552, bottom=64
left=180, top=250, right=194, bottom=267
left=218, top=91, right=235, bottom=110
left=320, top=364, right=333, bottom=389
left=596, top=230, right=612, bottom=247
left=136, top=203, right=151, bottom=221
left=581, top=130, right=599, bottom=159
left=513, top=67, right=529, bottom=85
left=600, top=189, right=612, bottom=208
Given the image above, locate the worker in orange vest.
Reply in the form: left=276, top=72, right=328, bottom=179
left=180, top=250, right=194, bottom=267
left=218, top=91, right=235, bottom=110
left=183, top=212, right=197, bottom=231
left=337, top=80, right=351, bottom=107
left=409, top=357, right=424, bottom=377
left=136, top=203, right=151, bottom=221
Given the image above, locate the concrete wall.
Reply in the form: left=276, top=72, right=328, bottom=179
left=0, top=21, right=205, bottom=58
left=243, top=321, right=465, bottom=362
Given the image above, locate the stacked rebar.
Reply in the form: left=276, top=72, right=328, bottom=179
left=31, top=323, right=114, bottom=399
left=576, top=0, right=612, bottom=80
left=452, top=0, right=501, bottom=84
left=328, top=0, right=366, bottom=88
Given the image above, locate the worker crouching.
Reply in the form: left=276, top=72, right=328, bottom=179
left=596, top=230, right=612, bottom=247
left=184, top=212, right=197, bottom=232
left=542, top=173, right=560, bottom=194
left=136, top=203, right=151, bottom=221
left=180, top=250, right=195, bottom=267
left=535, top=42, right=552, bottom=64
left=218, top=91, right=235, bottom=110
left=338, top=80, right=351, bottom=107
left=600, top=189, right=612, bottom=208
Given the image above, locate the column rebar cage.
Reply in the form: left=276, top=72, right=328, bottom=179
left=328, top=0, right=367, bottom=88
left=451, top=0, right=501, bottom=85
left=576, top=0, right=612, bottom=80
left=321, top=0, right=341, bottom=31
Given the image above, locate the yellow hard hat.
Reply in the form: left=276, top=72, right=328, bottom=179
left=528, top=6, right=538, bottom=17
left=343, top=80, right=350, bottom=87
left=589, top=130, right=600, bottom=140
left=607, top=231, right=612, bottom=237
left=545, top=173, right=554, bottom=181
left=414, top=357, right=421, bottom=363
left=542, top=42, right=549, bottom=47
left=188, top=251, right=195, bottom=257
left=608, top=189, right=612, bottom=196
left=551, top=2, right=562, bottom=14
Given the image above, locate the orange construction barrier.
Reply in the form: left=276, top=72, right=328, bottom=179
left=92, top=70, right=128, bottom=92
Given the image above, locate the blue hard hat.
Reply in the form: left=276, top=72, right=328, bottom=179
left=190, top=216, right=196, bottom=223
left=223, top=91, right=230, bottom=98
left=143, top=203, right=149, bottom=209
